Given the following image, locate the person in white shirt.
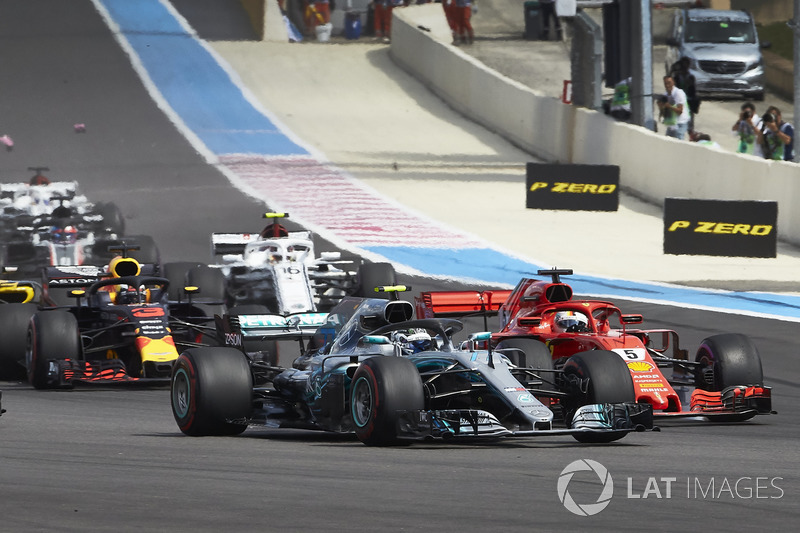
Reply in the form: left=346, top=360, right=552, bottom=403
left=657, top=76, right=691, bottom=140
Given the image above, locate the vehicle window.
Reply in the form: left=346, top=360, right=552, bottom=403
left=685, top=20, right=755, bottom=44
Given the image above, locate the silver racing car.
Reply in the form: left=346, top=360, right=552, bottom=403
left=170, top=289, right=655, bottom=445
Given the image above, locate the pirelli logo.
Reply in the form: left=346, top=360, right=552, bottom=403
left=664, top=198, right=777, bottom=258
left=526, top=163, right=619, bottom=211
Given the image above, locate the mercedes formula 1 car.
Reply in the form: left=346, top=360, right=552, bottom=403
left=170, top=288, right=654, bottom=445
left=415, top=269, right=773, bottom=423
left=210, top=212, right=396, bottom=314
left=0, top=252, right=221, bottom=387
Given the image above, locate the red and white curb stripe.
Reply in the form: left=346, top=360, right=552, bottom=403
left=220, top=154, right=484, bottom=249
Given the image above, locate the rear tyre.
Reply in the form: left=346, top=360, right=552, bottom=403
left=126, top=235, right=161, bottom=268
left=27, top=311, right=81, bottom=389
left=171, top=347, right=253, bottom=436
left=562, top=351, right=635, bottom=443
left=187, top=265, right=226, bottom=303
left=0, top=303, right=38, bottom=380
left=351, top=356, right=424, bottom=446
left=496, top=338, right=551, bottom=369
left=695, top=333, right=763, bottom=391
left=96, top=202, right=126, bottom=235
left=163, top=261, right=203, bottom=301
left=355, top=262, right=396, bottom=298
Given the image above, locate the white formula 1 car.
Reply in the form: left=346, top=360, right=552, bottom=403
left=211, top=213, right=395, bottom=314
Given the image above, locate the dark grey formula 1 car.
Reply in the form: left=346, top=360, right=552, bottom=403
left=170, top=290, right=655, bottom=445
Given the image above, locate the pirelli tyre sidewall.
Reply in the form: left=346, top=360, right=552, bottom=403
left=0, top=303, right=38, bottom=381
left=561, top=350, right=635, bottom=431
left=27, top=311, right=80, bottom=389
left=350, top=356, right=424, bottom=446
left=695, top=333, right=764, bottom=391
left=171, top=347, right=253, bottom=436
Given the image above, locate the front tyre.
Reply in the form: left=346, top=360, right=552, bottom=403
left=27, top=311, right=81, bottom=389
left=350, top=356, right=424, bottom=446
left=562, top=351, right=635, bottom=443
left=0, top=303, right=38, bottom=381
left=695, top=333, right=763, bottom=391
left=171, top=347, right=253, bottom=436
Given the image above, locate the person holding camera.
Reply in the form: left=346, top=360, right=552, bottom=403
left=657, top=76, right=691, bottom=140
left=732, top=102, right=763, bottom=157
left=757, top=106, right=792, bottom=161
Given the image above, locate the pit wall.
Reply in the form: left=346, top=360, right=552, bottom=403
left=391, top=5, right=800, bottom=246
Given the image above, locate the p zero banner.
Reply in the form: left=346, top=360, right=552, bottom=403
left=526, top=163, right=619, bottom=211
left=663, top=198, right=777, bottom=258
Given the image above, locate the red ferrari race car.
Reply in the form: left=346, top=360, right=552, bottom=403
left=416, top=269, right=773, bottom=423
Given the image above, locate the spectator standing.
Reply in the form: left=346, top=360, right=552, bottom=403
left=656, top=76, right=691, bottom=140
left=453, top=0, right=474, bottom=45
left=670, top=57, right=699, bottom=133
left=757, top=106, right=792, bottom=161
left=442, top=0, right=459, bottom=44
left=731, top=102, right=763, bottom=157
left=764, top=106, right=794, bottom=162
left=539, top=0, right=562, bottom=41
left=609, top=77, right=632, bottom=122
left=372, top=0, right=402, bottom=42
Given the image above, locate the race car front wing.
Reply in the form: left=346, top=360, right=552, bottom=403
left=395, top=402, right=655, bottom=440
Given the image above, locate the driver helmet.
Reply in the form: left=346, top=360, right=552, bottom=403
left=107, top=256, right=141, bottom=278
left=392, top=328, right=433, bottom=354
left=116, top=285, right=138, bottom=305
left=554, top=311, right=589, bottom=333
left=50, top=225, right=78, bottom=244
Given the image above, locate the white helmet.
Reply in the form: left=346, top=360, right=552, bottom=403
left=554, top=311, right=589, bottom=333
left=391, top=328, right=433, bottom=354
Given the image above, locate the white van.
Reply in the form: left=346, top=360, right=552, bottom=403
left=665, top=8, right=767, bottom=101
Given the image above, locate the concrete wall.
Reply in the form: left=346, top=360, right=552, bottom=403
left=391, top=5, right=800, bottom=245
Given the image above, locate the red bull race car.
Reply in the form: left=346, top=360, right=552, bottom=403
left=415, top=269, right=773, bottom=423
left=0, top=252, right=221, bottom=388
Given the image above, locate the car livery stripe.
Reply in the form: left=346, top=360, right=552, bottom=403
left=93, top=0, right=800, bottom=322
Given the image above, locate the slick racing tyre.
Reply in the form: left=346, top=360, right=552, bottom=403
left=355, top=262, right=396, bottom=298
left=496, top=338, right=552, bottom=368
left=496, top=338, right=553, bottom=391
left=27, top=311, right=81, bottom=389
left=126, top=235, right=161, bottom=269
left=187, top=265, right=226, bottom=303
left=350, top=356, right=424, bottom=446
left=96, top=202, right=125, bottom=236
left=561, top=350, right=635, bottom=443
left=695, top=333, right=763, bottom=391
left=163, top=261, right=203, bottom=301
left=0, top=303, right=38, bottom=381
left=171, top=347, right=253, bottom=436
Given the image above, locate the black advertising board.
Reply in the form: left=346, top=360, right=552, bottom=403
left=663, top=198, right=778, bottom=258
left=526, top=163, right=619, bottom=211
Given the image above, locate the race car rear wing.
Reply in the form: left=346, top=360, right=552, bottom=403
left=415, top=290, right=512, bottom=319
left=211, top=231, right=313, bottom=256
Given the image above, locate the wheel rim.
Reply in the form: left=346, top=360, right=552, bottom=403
left=172, top=368, right=191, bottom=419
left=25, top=329, right=35, bottom=383
left=351, top=376, right=374, bottom=428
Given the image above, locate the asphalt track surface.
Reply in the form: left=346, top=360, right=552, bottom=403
left=0, top=1, right=798, bottom=531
